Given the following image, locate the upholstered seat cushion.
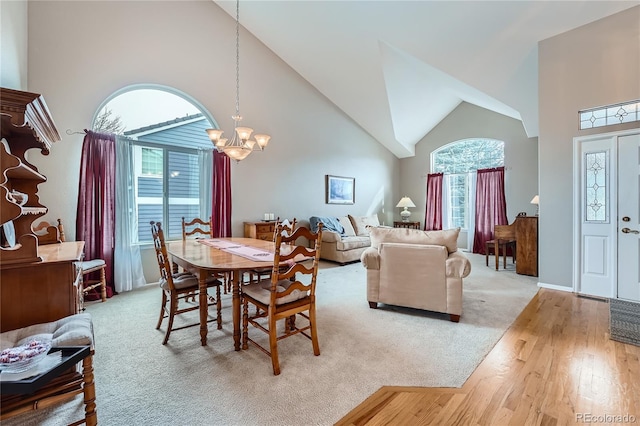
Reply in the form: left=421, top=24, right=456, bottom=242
left=0, top=313, right=94, bottom=350
left=159, top=273, right=221, bottom=291
left=335, top=236, right=371, bottom=251
left=80, top=259, right=106, bottom=272
left=243, top=279, right=308, bottom=305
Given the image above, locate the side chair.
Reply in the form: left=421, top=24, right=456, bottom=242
left=247, top=217, right=297, bottom=284
left=33, top=218, right=108, bottom=307
left=151, top=221, right=224, bottom=345
left=241, top=223, right=323, bottom=375
left=181, top=216, right=230, bottom=294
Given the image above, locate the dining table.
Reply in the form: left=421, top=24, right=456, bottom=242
left=166, top=237, right=287, bottom=350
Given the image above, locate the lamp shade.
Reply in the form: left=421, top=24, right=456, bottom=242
left=396, top=197, right=416, bottom=208
left=530, top=195, right=539, bottom=205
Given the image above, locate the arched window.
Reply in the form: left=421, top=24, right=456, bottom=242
left=94, top=86, right=217, bottom=243
left=431, top=139, right=504, bottom=229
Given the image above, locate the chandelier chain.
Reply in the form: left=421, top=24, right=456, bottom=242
left=235, top=0, right=240, bottom=118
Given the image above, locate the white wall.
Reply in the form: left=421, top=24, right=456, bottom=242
left=400, top=102, right=539, bottom=249
left=26, top=1, right=398, bottom=282
left=538, top=6, right=640, bottom=289
left=0, top=1, right=28, bottom=90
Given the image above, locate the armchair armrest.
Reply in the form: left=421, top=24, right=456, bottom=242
left=321, top=230, right=342, bottom=243
left=360, top=247, right=380, bottom=270
left=446, top=251, right=472, bottom=278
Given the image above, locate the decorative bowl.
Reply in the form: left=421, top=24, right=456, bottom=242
left=0, top=339, right=51, bottom=373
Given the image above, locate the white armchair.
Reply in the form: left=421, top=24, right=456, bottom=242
left=361, top=227, right=471, bottom=322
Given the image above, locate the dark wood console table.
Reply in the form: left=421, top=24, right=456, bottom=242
left=393, top=221, right=420, bottom=229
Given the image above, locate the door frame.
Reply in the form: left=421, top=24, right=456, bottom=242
left=572, top=128, right=638, bottom=296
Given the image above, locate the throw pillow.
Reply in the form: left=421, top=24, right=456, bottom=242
left=349, top=214, right=380, bottom=236
left=337, top=216, right=356, bottom=237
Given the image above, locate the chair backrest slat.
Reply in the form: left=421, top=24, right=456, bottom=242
left=182, top=216, right=213, bottom=240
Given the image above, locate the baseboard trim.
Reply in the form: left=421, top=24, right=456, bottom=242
left=537, top=282, right=573, bottom=292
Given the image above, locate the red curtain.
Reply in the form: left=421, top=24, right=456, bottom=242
left=76, top=130, right=116, bottom=294
left=212, top=151, right=232, bottom=237
left=424, top=173, right=443, bottom=230
left=472, top=166, right=507, bottom=254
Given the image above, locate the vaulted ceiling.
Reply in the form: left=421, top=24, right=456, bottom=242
left=214, top=1, right=638, bottom=158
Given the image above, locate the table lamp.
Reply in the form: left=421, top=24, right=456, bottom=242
left=530, top=195, right=539, bottom=216
left=396, top=197, right=416, bottom=222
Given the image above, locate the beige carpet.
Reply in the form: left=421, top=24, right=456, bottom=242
left=4, top=253, right=538, bottom=426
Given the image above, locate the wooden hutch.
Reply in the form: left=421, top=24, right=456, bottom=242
left=0, top=87, right=84, bottom=332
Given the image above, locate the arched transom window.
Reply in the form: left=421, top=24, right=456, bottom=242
left=431, top=138, right=504, bottom=228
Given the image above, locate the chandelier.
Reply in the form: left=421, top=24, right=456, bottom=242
left=205, top=0, right=270, bottom=162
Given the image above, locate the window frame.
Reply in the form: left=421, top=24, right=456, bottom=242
left=431, top=138, right=504, bottom=230
left=132, top=140, right=211, bottom=244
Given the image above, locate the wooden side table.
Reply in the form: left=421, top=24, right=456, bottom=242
left=244, top=221, right=276, bottom=241
left=393, top=221, right=420, bottom=229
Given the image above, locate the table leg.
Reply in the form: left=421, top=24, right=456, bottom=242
left=232, top=270, right=242, bottom=351
left=503, top=243, right=507, bottom=269
left=199, top=270, right=208, bottom=346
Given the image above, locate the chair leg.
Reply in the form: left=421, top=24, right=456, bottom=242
left=163, top=294, right=178, bottom=345
left=99, top=267, right=107, bottom=302
left=503, top=243, right=507, bottom=269
left=156, top=291, right=167, bottom=329
left=216, top=285, right=222, bottom=330
left=494, top=240, right=499, bottom=270
left=309, top=306, right=320, bottom=356
left=242, top=300, right=249, bottom=350
left=81, top=354, right=98, bottom=426
left=269, top=315, right=281, bottom=375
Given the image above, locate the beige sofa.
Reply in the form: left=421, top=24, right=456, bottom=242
left=361, top=227, right=471, bottom=322
left=310, top=214, right=380, bottom=264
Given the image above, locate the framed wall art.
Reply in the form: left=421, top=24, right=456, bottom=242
left=325, top=175, right=355, bottom=204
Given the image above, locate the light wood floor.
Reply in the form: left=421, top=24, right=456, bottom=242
left=336, top=288, right=640, bottom=425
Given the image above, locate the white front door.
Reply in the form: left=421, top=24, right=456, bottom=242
left=617, top=133, right=640, bottom=302
left=574, top=129, right=640, bottom=299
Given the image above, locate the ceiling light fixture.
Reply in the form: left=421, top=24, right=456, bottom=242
left=205, top=0, right=270, bottom=162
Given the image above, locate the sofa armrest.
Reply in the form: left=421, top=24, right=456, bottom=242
left=446, top=251, right=472, bottom=278
left=321, top=230, right=342, bottom=243
left=360, top=247, right=380, bottom=270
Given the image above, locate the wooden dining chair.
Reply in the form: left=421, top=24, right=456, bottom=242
left=247, top=218, right=297, bottom=284
left=181, top=216, right=230, bottom=295
left=33, top=218, right=108, bottom=306
left=151, top=221, right=223, bottom=345
left=241, top=223, right=323, bottom=375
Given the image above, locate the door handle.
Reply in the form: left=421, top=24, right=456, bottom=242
left=621, top=227, right=640, bottom=234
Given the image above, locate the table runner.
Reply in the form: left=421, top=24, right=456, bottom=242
left=198, top=239, right=274, bottom=262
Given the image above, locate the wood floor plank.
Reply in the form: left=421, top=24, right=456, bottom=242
left=336, top=289, right=640, bottom=425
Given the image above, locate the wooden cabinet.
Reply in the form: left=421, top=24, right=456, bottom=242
left=1, top=242, right=84, bottom=332
left=515, top=216, right=538, bottom=277
left=244, top=221, right=276, bottom=241
left=0, top=87, right=82, bottom=332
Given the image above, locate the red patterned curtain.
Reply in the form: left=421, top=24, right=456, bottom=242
left=472, top=166, right=507, bottom=254
left=76, top=130, right=116, bottom=293
left=212, top=151, right=232, bottom=237
left=424, top=173, right=443, bottom=230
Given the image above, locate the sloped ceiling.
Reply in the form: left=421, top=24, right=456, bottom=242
left=214, top=1, right=638, bottom=158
